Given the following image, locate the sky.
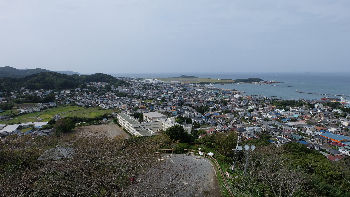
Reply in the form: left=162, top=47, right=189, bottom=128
left=0, top=0, right=349, bottom=74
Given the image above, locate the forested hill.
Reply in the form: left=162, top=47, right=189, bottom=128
left=0, top=66, right=51, bottom=78
left=0, top=72, right=128, bottom=91
left=0, top=66, right=79, bottom=78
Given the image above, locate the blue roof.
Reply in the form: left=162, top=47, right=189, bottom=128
left=320, top=132, right=350, bottom=141
left=292, top=134, right=303, bottom=140
left=298, top=140, right=308, bottom=145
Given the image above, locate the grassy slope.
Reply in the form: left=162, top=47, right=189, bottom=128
left=0, top=105, right=115, bottom=124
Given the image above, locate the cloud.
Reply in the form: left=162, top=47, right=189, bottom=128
left=0, top=0, right=349, bottom=73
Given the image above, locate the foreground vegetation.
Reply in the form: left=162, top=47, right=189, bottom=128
left=195, top=132, right=350, bottom=196
left=0, top=133, right=170, bottom=196
left=2, top=122, right=350, bottom=196
left=161, top=125, right=350, bottom=196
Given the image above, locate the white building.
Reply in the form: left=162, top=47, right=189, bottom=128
left=117, top=112, right=176, bottom=136
left=117, top=113, right=153, bottom=136
left=162, top=117, right=176, bottom=131
left=143, top=112, right=167, bottom=122
left=341, top=121, right=350, bottom=127
left=0, top=124, right=20, bottom=135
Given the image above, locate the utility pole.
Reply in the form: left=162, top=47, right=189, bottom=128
left=232, top=136, right=241, bottom=171
left=243, top=146, right=250, bottom=175
left=232, top=136, right=256, bottom=175
left=243, top=144, right=255, bottom=176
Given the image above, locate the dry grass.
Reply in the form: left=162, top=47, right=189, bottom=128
left=0, top=133, right=170, bottom=196
left=75, top=123, right=130, bottom=139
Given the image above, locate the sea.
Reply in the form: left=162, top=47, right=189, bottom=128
left=114, top=72, right=350, bottom=102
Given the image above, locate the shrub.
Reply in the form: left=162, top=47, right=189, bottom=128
left=54, top=117, right=75, bottom=134
left=173, top=143, right=190, bottom=154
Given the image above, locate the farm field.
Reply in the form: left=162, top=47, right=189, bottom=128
left=0, top=105, right=115, bottom=124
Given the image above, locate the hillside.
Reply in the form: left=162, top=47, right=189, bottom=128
left=0, top=72, right=128, bottom=91
left=0, top=66, right=50, bottom=78
left=0, top=66, right=79, bottom=78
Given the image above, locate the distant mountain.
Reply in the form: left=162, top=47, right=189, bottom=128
left=0, top=66, right=79, bottom=78
left=0, top=72, right=128, bottom=91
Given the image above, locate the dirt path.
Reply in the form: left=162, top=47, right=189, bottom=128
left=75, top=123, right=130, bottom=139
left=122, top=154, right=221, bottom=197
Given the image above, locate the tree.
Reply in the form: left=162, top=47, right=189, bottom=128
left=0, top=102, right=14, bottom=110
left=191, top=129, right=206, bottom=139
left=254, top=154, right=307, bottom=196
left=54, top=117, right=75, bottom=134
left=250, top=146, right=307, bottom=197
left=192, top=121, right=201, bottom=129
left=132, top=112, right=143, bottom=122
left=194, top=105, right=210, bottom=114
left=164, top=125, right=192, bottom=143
left=175, top=115, right=192, bottom=124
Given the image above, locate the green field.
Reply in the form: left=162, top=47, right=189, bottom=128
left=0, top=109, right=17, bottom=117
left=158, top=77, right=235, bottom=84
left=0, top=105, right=115, bottom=124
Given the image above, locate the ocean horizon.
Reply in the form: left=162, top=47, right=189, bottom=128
left=113, top=72, right=350, bottom=101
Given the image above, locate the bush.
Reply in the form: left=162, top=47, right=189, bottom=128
left=48, top=118, right=56, bottom=125
left=54, top=117, right=75, bottom=134
left=173, top=143, right=190, bottom=154
left=198, top=131, right=237, bottom=158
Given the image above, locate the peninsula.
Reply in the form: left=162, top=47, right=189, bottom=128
left=157, top=76, right=264, bottom=84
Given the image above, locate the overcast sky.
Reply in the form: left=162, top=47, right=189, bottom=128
left=0, top=0, right=349, bottom=74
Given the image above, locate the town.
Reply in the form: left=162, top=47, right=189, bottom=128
left=1, top=76, right=350, bottom=162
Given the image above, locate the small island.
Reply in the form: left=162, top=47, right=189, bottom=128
left=234, top=78, right=264, bottom=83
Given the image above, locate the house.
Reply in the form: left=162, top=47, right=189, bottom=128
left=327, top=155, right=343, bottom=161
left=0, top=124, right=20, bottom=135
left=319, top=131, right=350, bottom=144
left=339, top=148, right=350, bottom=156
